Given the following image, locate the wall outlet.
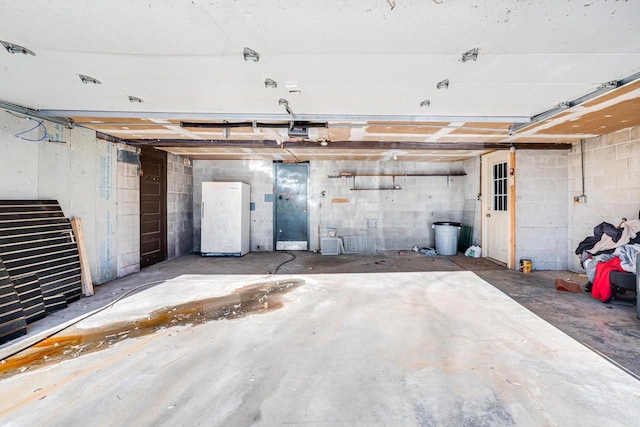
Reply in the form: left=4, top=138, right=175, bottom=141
left=573, top=195, right=587, bottom=204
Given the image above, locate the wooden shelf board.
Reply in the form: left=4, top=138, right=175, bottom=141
left=339, top=172, right=466, bottom=177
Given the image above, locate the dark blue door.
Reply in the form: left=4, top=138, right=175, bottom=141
left=274, top=163, right=308, bottom=250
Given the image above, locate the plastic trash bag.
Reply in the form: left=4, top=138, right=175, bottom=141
left=418, top=247, right=438, bottom=256
left=464, top=245, right=482, bottom=258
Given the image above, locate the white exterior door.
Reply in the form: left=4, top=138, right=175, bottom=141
left=482, top=151, right=511, bottom=265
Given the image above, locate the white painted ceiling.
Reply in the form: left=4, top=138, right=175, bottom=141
left=1, top=0, right=639, bottom=161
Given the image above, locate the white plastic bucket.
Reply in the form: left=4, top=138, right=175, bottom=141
left=432, top=221, right=461, bottom=256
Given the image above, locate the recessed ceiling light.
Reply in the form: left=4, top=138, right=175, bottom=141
left=243, top=47, right=259, bottom=62
left=79, top=74, right=101, bottom=85
left=461, top=48, right=478, bottom=62
left=436, top=79, right=449, bottom=89
left=285, top=82, right=301, bottom=94
left=420, top=99, right=431, bottom=107
left=264, top=78, right=277, bottom=88
left=0, top=40, right=35, bottom=56
left=128, top=95, right=144, bottom=103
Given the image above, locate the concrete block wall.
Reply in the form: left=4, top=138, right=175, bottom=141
left=193, top=160, right=274, bottom=252
left=515, top=150, right=569, bottom=270
left=35, top=125, right=119, bottom=284
left=0, top=111, right=139, bottom=284
left=193, top=159, right=468, bottom=253
left=116, top=145, right=140, bottom=277
left=167, top=153, right=194, bottom=258
left=0, top=115, right=39, bottom=198
left=308, top=160, right=467, bottom=252
left=568, top=125, right=640, bottom=272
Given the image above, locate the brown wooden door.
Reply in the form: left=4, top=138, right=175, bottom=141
left=139, top=147, right=167, bottom=268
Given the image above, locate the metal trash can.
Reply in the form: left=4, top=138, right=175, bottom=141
left=432, top=221, right=461, bottom=256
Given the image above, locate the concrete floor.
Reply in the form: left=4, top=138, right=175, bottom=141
left=1, top=252, right=639, bottom=426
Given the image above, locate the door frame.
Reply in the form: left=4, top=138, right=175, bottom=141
left=273, top=161, right=310, bottom=251
left=481, top=150, right=516, bottom=269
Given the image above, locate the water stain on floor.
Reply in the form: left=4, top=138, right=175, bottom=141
left=0, top=279, right=303, bottom=379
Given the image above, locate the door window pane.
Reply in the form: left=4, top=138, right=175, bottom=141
left=492, top=161, right=508, bottom=211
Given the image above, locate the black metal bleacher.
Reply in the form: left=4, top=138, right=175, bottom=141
left=0, top=200, right=81, bottom=313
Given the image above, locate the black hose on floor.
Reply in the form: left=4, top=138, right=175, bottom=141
left=271, top=251, right=296, bottom=275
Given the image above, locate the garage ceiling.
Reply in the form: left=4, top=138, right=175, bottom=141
left=1, top=0, right=639, bottom=161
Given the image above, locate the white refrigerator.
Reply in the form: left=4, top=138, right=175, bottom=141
left=201, top=182, right=250, bottom=256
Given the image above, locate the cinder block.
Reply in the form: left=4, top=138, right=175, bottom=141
left=555, top=154, right=568, bottom=167
left=605, top=189, right=631, bottom=203
left=585, top=135, right=604, bottom=149
left=117, top=201, right=139, bottom=216
left=515, top=227, right=541, bottom=241
left=628, top=155, right=640, bottom=173
left=543, top=167, right=568, bottom=179
left=603, top=158, right=629, bottom=175
left=606, top=128, right=630, bottom=145
left=568, top=154, right=581, bottom=168
left=120, top=187, right=139, bottom=203
left=534, top=178, right=561, bottom=191
left=116, top=211, right=137, bottom=229
left=533, top=155, right=558, bottom=168
left=516, top=193, right=543, bottom=205
left=615, top=142, right=632, bottom=160
left=568, top=165, right=582, bottom=182
left=118, top=238, right=140, bottom=256
left=585, top=161, right=604, bottom=177
left=544, top=191, right=568, bottom=203
left=615, top=173, right=638, bottom=190
left=118, top=175, right=138, bottom=190
left=515, top=175, right=536, bottom=191
left=517, top=214, right=546, bottom=228
left=591, top=147, right=617, bottom=163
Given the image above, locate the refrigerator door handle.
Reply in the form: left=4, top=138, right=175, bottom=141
left=202, top=202, right=205, bottom=219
